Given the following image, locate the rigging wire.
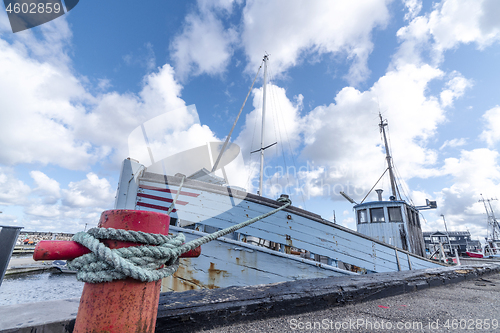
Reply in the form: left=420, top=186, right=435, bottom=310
left=267, top=66, right=289, bottom=193
left=268, top=64, right=307, bottom=209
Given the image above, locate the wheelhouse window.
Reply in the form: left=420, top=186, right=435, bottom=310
left=370, top=208, right=385, bottom=223
left=388, top=207, right=402, bottom=222
left=357, top=209, right=368, bottom=224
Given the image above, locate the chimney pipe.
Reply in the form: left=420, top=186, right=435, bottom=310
left=375, top=189, right=383, bottom=201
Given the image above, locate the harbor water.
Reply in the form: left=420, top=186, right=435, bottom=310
left=1, top=255, right=84, bottom=306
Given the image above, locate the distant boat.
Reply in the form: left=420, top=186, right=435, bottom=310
left=115, top=55, right=444, bottom=292
left=466, top=250, right=483, bottom=258
left=463, top=195, right=500, bottom=259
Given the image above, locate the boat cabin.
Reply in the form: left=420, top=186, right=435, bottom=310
left=354, top=193, right=426, bottom=257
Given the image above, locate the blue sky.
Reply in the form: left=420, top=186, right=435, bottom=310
left=1, top=0, right=500, bottom=243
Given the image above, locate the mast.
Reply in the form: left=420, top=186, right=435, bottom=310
left=479, top=194, right=500, bottom=240
left=259, top=54, right=269, bottom=196
left=379, top=113, right=398, bottom=200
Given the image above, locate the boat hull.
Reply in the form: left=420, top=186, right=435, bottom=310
left=466, top=251, right=483, bottom=259
left=161, top=226, right=354, bottom=291
left=115, top=159, right=444, bottom=291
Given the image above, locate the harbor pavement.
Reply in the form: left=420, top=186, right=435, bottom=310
left=201, top=272, right=500, bottom=332
left=1, top=264, right=499, bottom=332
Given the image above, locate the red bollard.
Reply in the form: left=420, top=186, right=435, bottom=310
left=33, top=209, right=195, bottom=333
left=76, top=210, right=167, bottom=333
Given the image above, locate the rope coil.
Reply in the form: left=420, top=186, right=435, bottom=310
left=68, top=197, right=292, bottom=283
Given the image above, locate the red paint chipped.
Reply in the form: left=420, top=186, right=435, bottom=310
left=378, top=305, right=389, bottom=309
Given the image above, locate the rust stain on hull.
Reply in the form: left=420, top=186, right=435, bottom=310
left=162, top=259, right=230, bottom=292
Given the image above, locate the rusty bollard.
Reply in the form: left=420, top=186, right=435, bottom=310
left=33, top=209, right=200, bottom=333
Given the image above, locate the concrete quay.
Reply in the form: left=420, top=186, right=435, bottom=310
left=0, top=264, right=499, bottom=333
left=5, top=255, right=56, bottom=276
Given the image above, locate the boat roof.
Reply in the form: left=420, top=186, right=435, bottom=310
left=354, top=200, right=410, bottom=209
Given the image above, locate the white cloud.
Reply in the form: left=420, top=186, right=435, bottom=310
left=396, top=0, right=500, bottom=66
left=299, top=63, right=446, bottom=198
left=0, top=19, right=192, bottom=171
left=0, top=17, right=214, bottom=231
left=439, top=138, right=467, bottom=150
left=441, top=149, right=500, bottom=189
left=172, top=0, right=393, bottom=85
left=235, top=83, right=303, bottom=157
left=0, top=167, right=31, bottom=206
left=234, top=61, right=456, bottom=202
left=30, top=171, right=61, bottom=204
left=76, top=63, right=188, bottom=167
left=403, top=0, right=422, bottom=21
left=480, top=106, right=500, bottom=147
left=241, top=0, right=390, bottom=85
left=62, top=173, right=115, bottom=208
left=424, top=148, right=500, bottom=240
left=440, top=71, right=472, bottom=107
left=170, top=2, right=238, bottom=80
left=0, top=35, right=95, bottom=169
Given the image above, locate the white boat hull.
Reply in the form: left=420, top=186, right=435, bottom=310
left=115, top=159, right=444, bottom=291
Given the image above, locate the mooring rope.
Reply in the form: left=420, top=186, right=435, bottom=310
left=68, top=197, right=292, bottom=283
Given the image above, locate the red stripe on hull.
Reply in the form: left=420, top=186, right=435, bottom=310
left=137, top=192, right=188, bottom=205
left=137, top=202, right=177, bottom=213
left=139, top=184, right=200, bottom=197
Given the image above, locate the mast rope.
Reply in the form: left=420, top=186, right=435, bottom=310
left=211, top=60, right=263, bottom=173
left=360, top=168, right=389, bottom=204
left=67, top=197, right=292, bottom=283
left=268, top=66, right=287, bottom=191
left=268, top=63, right=308, bottom=209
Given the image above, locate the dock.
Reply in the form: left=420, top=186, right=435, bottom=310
left=1, top=263, right=499, bottom=332
left=5, top=255, right=56, bottom=276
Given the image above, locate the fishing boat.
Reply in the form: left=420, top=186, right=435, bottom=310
left=342, top=113, right=437, bottom=259
left=114, top=55, right=444, bottom=292
left=466, top=250, right=484, bottom=259
left=465, top=196, right=500, bottom=259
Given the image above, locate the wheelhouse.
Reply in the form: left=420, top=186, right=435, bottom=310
left=354, top=199, right=426, bottom=257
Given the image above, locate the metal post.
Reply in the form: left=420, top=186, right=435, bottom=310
left=454, top=248, right=461, bottom=266
left=439, top=243, right=446, bottom=263
left=0, top=225, right=23, bottom=286
left=440, top=214, right=453, bottom=256
left=394, top=249, right=401, bottom=271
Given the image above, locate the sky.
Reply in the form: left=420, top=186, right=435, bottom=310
left=1, top=0, right=500, bottom=243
